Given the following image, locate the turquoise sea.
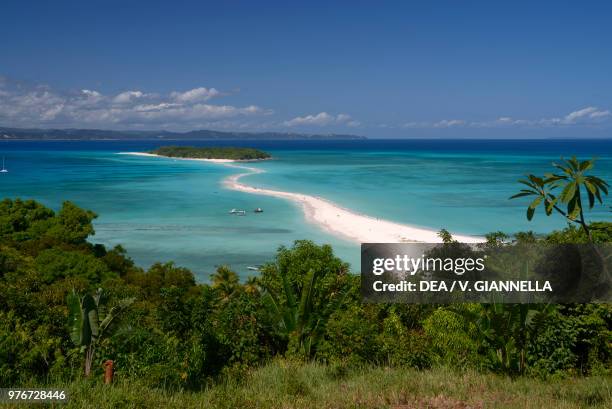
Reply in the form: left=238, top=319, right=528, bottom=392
left=1, top=139, right=611, bottom=281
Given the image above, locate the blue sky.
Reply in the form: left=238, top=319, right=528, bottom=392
left=1, top=0, right=611, bottom=137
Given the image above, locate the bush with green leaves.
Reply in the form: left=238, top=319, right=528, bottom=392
left=0, top=311, right=65, bottom=385
left=36, top=249, right=115, bottom=284
left=376, top=310, right=432, bottom=369
left=525, top=310, right=578, bottom=377
left=316, top=304, right=380, bottom=365
left=423, top=306, right=483, bottom=369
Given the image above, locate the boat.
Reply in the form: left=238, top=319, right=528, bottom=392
left=247, top=265, right=263, bottom=271
left=229, top=208, right=238, bottom=214
left=230, top=209, right=246, bottom=216
left=0, top=157, right=7, bottom=173
left=254, top=207, right=263, bottom=213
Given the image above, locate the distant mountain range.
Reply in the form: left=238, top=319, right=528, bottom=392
left=0, top=127, right=366, bottom=140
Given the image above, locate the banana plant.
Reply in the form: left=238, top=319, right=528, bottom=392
left=452, top=303, right=553, bottom=374
left=262, top=268, right=348, bottom=358
left=67, top=288, right=134, bottom=377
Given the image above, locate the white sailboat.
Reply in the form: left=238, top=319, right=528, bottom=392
left=0, top=157, right=7, bottom=173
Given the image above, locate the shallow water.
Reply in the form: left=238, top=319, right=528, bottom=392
left=1, top=139, right=610, bottom=280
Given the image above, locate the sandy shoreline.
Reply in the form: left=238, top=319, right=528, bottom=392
left=119, top=152, right=484, bottom=244
left=118, top=152, right=246, bottom=163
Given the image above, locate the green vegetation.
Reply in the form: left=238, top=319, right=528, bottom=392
left=150, top=146, right=271, bottom=160
left=0, top=156, right=610, bottom=408
left=67, top=289, right=134, bottom=377
left=18, top=362, right=612, bottom=408
left=511, top=156, right=609, bottom=240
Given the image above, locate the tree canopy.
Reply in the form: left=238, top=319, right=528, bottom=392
left=150, top=146, right=271, bottom=160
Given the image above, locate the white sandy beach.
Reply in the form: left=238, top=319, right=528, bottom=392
left=118, top=152, right=238, bottom=163
left=119, top=152, right=484, bottom=244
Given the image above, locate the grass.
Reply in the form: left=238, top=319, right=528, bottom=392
left=8, top=360, right=611, bottom=409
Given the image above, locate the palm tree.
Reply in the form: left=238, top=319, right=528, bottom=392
left=510, top=157, right=609, bottom=240
left=511, top=157, right=610, bottom=296
left=211, top=265, right=240, bottom=300
left=244, top=276, right=260, bottom=295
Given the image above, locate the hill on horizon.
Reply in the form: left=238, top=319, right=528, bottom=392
left=0, top=127, right=366, bottom=141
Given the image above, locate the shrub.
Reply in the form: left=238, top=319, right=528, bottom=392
left=423, top=307, right=483, bottom=369
left=317, top=304, right=379, bottom=365
left=0, top=311, right=64, bottom=385
left=34, top=248, right=114, bottom=284
left=526, top=310, right=578, bottom=377
left=377, top=311, right=432, bottom=369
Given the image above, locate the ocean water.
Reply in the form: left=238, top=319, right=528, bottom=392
left=1, top=139, right=611, bottom=280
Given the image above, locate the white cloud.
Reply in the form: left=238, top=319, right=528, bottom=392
left=399, top=107, right=611, bottom=130
left=283, top=112, right=357, bottom=127
left=113, top=90, right=147, bottom=104
left=243, top=105, right=268, bottom=114
left=133, top=102, right=182, bottom=112
left=590, top=110, right=611, bottom=118
left=336, top=113, right=352, bottom=123
left=0, top=79, right=269, bottom=130
left=564, top=107, right=597, bottom=122
left=81, top=89, right=101, bottom=98
left=558, top=107, right=610, bottom=124
left=40, top=104, right=65, bottom=120
left=433, top=119, right=466, bottom=128
left=284, top=112, right=334, bottom=126
left=401, top=121, right=426, bottom=128
left=5, top=76, right=606, bottom=134
left=171, top=87, right=220, bottom=103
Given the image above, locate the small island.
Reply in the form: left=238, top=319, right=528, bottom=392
left=149, top=146, right=271, bottom=161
